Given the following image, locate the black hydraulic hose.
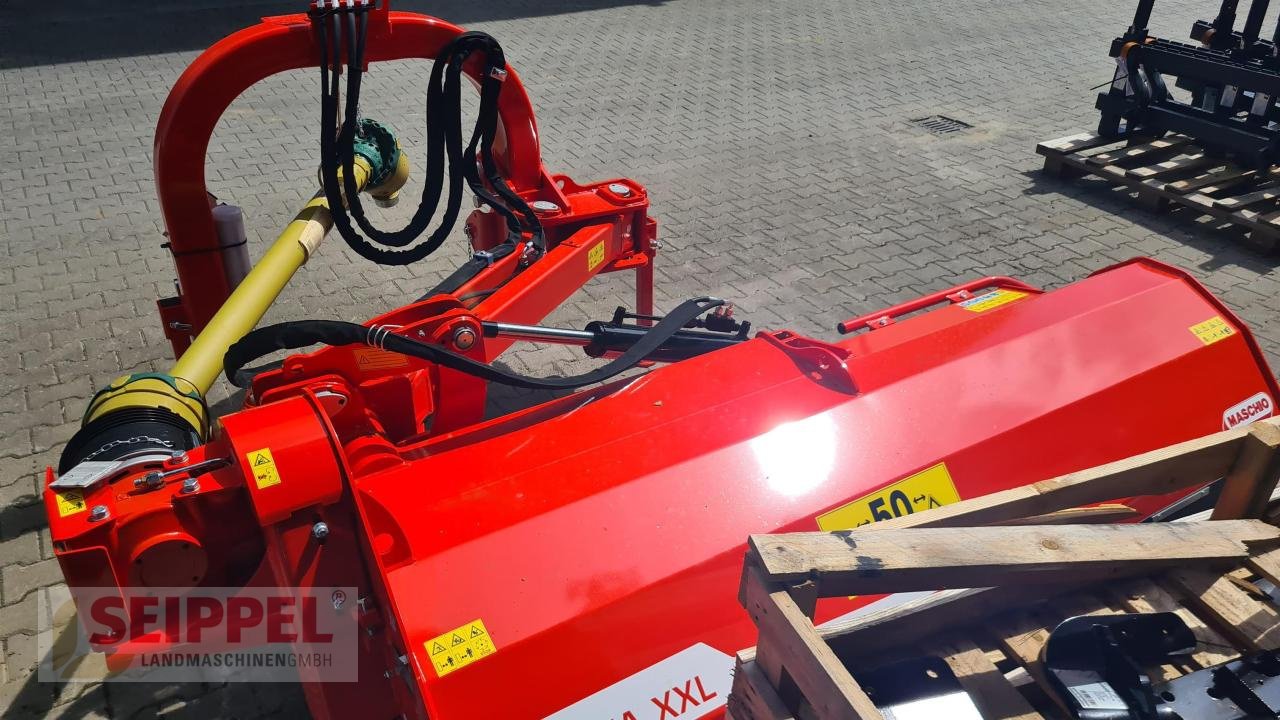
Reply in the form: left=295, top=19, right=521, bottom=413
left=313, top=7, right=542, bottom=265
left=224, top=298, right=726, bottom=390
left=317, top=9, right=459, bottom=264
left=441, top=32, right=545, bottom=254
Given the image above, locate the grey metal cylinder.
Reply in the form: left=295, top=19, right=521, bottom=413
left=212, top=203, right=251, bottom=290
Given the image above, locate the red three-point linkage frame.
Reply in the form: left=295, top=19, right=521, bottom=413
left=151, top=2, right=657, bottom=361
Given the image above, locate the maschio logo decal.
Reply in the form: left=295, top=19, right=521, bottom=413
left=1224, top=392, right=1273, bottom=430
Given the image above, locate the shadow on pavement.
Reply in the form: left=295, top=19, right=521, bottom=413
left=0, top=0, right=669, bottom=69
left=1021, top=168, right=1280, bottom=274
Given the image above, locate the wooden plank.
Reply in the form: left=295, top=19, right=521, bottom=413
left=1198, top=176, right=1265, bottom=197
left=1086, top=137, right=1188, bottom=166
left=821, top=584, right=1068, bottom=661
left=1094, top=161, right=1130, bottom=180
left=994, top=504, right=1138, bottom=525
left=1179, top=191, right=1220, bottom=211
left=942, top=639, right=1043, bottom=720
left=1215, top=182, right=1280, bottom=209
left=1127, top=153, right=1215, bottom=179
left=1165, top=166, right=1254, bottom=194
left=992, top=610, right=1072, bottom=717
left=866, top=421, right=1273, bottom=531
left=749, top=522, right=1280, bottom=596
left=1212, top=423, right=1280, bottom=520
left=729, top=656, right=795, bottom=720
left=1033, top=133, right=1280, bottom=248
left=1048, top=591, right=1116, bottom=619
left=739, top=563, right=883, bottom=719
left=1109, top=577, right=1237, bottom=668
left=1167, top=567, right=1280, bottom=652
left=1230, top=204, right=1280, bottom=241
left=1036, top=133, right=1114, bottom=155
left=1244, top=545, right=1280, bottom=589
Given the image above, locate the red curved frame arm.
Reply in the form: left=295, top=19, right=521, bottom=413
left=152, top=7, right=546, bottom=354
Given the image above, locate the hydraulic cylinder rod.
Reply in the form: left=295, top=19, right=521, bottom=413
left=483, top=320, right=748, bottom=363
left=170, top=161, right=373, bottom=395
left=483, top=322, right=596, bottom=347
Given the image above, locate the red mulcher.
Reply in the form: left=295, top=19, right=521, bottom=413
left=42, top=3, right=1280, bottom=718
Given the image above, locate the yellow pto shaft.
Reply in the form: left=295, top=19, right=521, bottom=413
left=168, top=161, right=375, bottom=396
left=60, top=121, right=408, bottom=475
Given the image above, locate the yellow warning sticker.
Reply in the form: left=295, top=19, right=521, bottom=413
left=55, top=490, right=87, bottom=518
left=817, top=463, right=962, bottom=531
left=246, top=448, right=281, bottom=490
left=1189, top=316, right=1236, bottom=346
left=587, top=241, right=606, bottom=272
left=353, top=347, right=409, bottom=370
left=426, top=618, right=497, bottom=678
left=958, top=288, right=1029, bottom=313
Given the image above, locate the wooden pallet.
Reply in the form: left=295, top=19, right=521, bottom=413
left=728, top=419, right=1280, bottom=720
left=1036, top=132, right=1280, bottom=252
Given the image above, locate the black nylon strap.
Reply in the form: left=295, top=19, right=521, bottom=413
left=224, top=298, right=724, bottom=390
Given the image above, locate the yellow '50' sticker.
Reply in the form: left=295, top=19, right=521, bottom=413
left=817, top=463, right=962, bottom=530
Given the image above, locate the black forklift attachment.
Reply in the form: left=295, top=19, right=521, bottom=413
left=1098, top=0, right=1280, bottom=168
left=1044, top=612, right=1280, bottom=719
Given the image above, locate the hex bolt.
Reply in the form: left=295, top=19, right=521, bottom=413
left=181, top=477, right=200, bottom=494
left=607, top=182, right=632, bottom=197
left=312, top=521, right=330, bottom=542
left=452, top=326, right=477, bottom=351
left=171, top=450, right=189, bottom=464
left=89, top=505, right=110, bottom=522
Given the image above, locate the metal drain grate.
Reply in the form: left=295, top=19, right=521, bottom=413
left=910, top=115, right=973, bottom=135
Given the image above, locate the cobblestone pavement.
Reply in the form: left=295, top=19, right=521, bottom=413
left=4, top=0, right=1280, bottom=716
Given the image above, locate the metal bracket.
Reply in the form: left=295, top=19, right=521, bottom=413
left=51, top=451, right=174, bottom=491
left=1045, top=612, right=1280, bottom=719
